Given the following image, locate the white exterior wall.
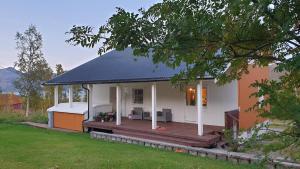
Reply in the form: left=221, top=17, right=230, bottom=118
left=202, top=80, right=238, bottom=126
left=90, top=80, right=238, bottom=127
left=93, top=84, right=111, bottom=105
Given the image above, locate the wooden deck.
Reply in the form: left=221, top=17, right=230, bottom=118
left=83, top=118, right=224, bottom=148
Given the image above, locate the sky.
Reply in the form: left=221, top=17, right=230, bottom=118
left=0, top=0, right=159, bottom=70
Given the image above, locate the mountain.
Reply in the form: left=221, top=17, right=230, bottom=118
left=0, top=67, right=20, bottom=93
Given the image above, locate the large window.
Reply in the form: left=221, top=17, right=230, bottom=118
left=186, top=87, right=207, bottom=106
left=132, top=89, right=143, bottom=104
left=186, top=87, right=196, bottom=106
left=202, top=87, right=207, bottom=106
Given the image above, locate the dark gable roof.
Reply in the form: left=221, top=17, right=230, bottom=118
left=45, top=48, right=212, bottom=85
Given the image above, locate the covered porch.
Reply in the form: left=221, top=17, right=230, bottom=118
left=83, top=117, right=224, bottom=148
left=85, top=80, right=212, bottom=136
left=46, top=48, right=239, bottom=147
left=109, top=80, right=204, bottom=136
left=49, top=79, right=237, bottom=147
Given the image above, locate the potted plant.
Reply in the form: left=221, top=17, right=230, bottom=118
left=99, top=112, right=106, bottom=122
left=94, top=113, right=102, bottom=122
left=107, top=112, right=116, bottom=122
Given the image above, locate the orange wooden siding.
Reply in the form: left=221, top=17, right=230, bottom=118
left=53, top=112, right=84, bottom=132
left=238, top=66, right=269, bottom=129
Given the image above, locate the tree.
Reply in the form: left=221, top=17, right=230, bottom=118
left=14, top=25, right=52, bottom=116
left=66, top=0, right=300, bottom=159
left=73, top=85, right=82, bottom=102
left=67, top=0, right=299, bottom=83
left=55, top=64, right=64, bottom=76
left=66, top=1, right=299, bottom=102
left=40, top=74, right=54, bottom=112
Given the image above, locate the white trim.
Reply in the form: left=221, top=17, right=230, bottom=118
left=197, top=81, right=203, bottom=136
left=69, top=85, right=73, bottom=107
left=54, top=86, right=58, bottom=106
left=47, top=102, right=88, bottom=114
left=116, top=85, right=121, bottom=125
left=151, top=83, right=157, bottom=129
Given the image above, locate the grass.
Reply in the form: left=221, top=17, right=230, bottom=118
left=0, top=123, right=263, bottom=169
left=29, top=112, right=48, bottom=124
left=0, top=110, right=48, bottom=124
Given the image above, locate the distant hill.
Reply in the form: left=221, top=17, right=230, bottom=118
left=0, top=67, right=20, bottom=93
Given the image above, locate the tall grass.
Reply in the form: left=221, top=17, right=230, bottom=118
left=29, top=112, right=48, bottom=124
left=0, top=110, right=48, bottom=124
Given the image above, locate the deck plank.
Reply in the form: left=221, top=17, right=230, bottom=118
left=84, top=118, right=224, bottom=148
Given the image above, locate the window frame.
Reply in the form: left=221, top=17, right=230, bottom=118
left=185, top=86, right=208, bottom=107
left=132, top=88, right=144, bottom=104
left=202, top=86, right=207, bottom=107
left=186, top=87, right=197, bottom=106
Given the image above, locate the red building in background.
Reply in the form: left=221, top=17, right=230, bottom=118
left=0, top=94, right=23, bottom=110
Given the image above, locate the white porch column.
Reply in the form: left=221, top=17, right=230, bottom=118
left=68, top=85, right=73, bottom=107
left=54, top=86, right=58, bottom=106
left=151, top=83, right=157, bottom=129
left=197, top=81, right=203, bottom=136
left=116, top=85, right=121, bottom=125
left=88, top=84, right=94, bottom=121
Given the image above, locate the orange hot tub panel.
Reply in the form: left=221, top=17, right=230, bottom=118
left=53, top=112, right=84, bottom=132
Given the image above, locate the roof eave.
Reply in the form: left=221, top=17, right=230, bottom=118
left=43, top=77, right=214, bottom=86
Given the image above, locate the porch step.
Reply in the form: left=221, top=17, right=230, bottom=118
left=116, top=125, right=220, bottom=143
left=83, top=120, right=223, bottom=148
left=114, top=129, right=220, bottom=148
left=216, top=140, right=228, bottom=149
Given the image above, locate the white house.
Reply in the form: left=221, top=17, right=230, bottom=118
left=45, top=48, right=269, bottom=147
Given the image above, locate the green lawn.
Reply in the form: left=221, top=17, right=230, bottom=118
left=0, top=123, right=262, bottom=169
